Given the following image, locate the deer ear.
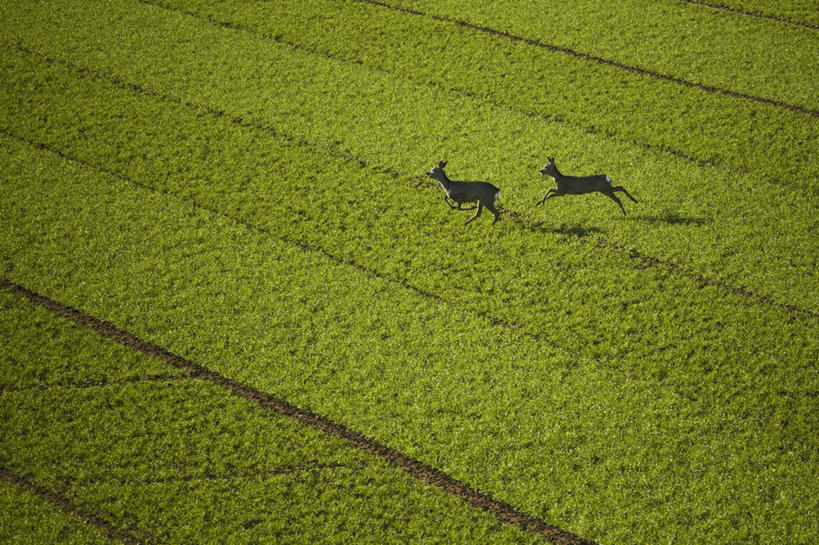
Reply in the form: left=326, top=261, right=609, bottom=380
left=439, top=160, right=447, bottom=169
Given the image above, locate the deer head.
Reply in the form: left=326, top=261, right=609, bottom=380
left=539, top=156, right=558, bottom=177
left=426, top=160, right=448, bottom=182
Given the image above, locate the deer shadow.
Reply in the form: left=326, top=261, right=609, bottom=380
left=553, top=224, right=605, bottom=237
left=498, top=207, right=607, bottom=237
left=633, top=211, right=709, bottom=226
left=527, top=220, right=605, bottom=237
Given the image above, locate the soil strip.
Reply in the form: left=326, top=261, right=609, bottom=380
left=0, top=278, right=598, bottom=545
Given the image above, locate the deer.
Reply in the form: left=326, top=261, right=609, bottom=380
left=426, top=160, right=501, bottom=224
left=537, top=156, right=637, bottom=215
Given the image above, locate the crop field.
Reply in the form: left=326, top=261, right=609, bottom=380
left=0, top=0, right=817, bottom=544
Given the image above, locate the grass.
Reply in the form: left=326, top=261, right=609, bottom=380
left=4, top=0, right=815, bottom=310
left=0, top=480, right=119, bottom=545
left=0, top=290, right=541, bottom=544
left=133, top=0, right=819, bottom=188
left=689, top=0, right=819, bottom=28
left=384, top=0, right=819, bottom=108
left=1, top=0, right=817, bottom=544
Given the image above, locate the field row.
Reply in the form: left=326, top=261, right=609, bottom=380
left=683, top=0, right=819, bottom=28
left=135, top=0, right=819, bottom=188
left=4, top=42, right=818, bottom=384
left=5, top=0, right=814, bottom=312
left=2, top=103, right=817, bottom=545
left=1, top=477, right=119, bottom=545
left=371, top=0, right=819, bottom=108
left=1, top=36, right=816, bottom=351
left=2, top=1, right=817, bottom=543
left=0, top=288, right=543, bottom=544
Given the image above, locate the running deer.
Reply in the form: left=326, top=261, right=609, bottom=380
left=426, top=160, right=501, bottom=224
left=537, top=156, right=637, bottom=215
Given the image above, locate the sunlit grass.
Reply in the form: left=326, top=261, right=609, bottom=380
left=0, top=1, right=817, bottom=544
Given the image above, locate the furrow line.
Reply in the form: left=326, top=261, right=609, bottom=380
left=0, top=375, right=189, bottom=395
left=136, top=0, right=814, bottom=197
left=4, top=42, right=816, bottom=319
left=0, top=467, right=147, bottom=545
left=0, top=127, right=584, bottom=363
left=357, top=0, right=819, bottom=117
left=62, top=462, right=361, bottom=488
left=681, top=0, right=819, bottom=31
left=0, top=279, right=599, bottom=545
left=500, top=208, right=817, bottom=319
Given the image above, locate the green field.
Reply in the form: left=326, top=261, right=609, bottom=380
left=1, top=1, right=817, bottom=544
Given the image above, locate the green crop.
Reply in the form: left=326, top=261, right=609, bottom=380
left=3, top=0, right=816, bottom=310
left=693, top=0, right=819, bottom=28
left=0, top=290, right=541, bottom=544
left=1, top=1, right=817, bottom=544
left=128, top=0, right=819, bottom=188
left=0, top=480, right=119, bottom=545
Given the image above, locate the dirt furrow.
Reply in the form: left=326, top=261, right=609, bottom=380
left=134, top=0, right=816, bottom=197
left=0, top=279, right=598, bottom=545
left=358, top=0, right=819, bottom=117
left=681, top=0, right=819, bottom=31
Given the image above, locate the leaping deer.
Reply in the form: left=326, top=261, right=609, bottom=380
left=426, top=160, right=501, bottom=224
left=537, top=156, right=637, bottom=215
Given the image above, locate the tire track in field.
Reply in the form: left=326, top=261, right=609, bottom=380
left=70, top=462, right=362, bottom=488
left=0, top=374, right=188, bottom=395
left=0, top=467, right=146, bottom=545
left=681, top=0, right=819, bottom=31
left=357, top=0, right=819, bottom=118
left=0, top=279, right=599, bottom=545
left=137, top=0, right=816, bottom=197
left=4, top=42, right=817, bottom=320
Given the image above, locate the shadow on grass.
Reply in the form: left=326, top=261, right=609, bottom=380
left=499, top=206, right=607, bottom=237
left=553, top=224, right=605, bottom=237
left=633, top=211, right=709, bottom=226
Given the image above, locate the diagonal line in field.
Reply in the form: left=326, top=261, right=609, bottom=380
left=0, top=467, right=146, bottom=545
left=681, top=0, right=819, bottom=31
left=0, top=374, right=189, bottom=395
left=62, top=462, right=366, bottom=489
left=357, top=0, right=819, bottom=118
left=5, top=42, right=817, bottom=320
left=136, top=0, right=816, bottom=197
left=0, top=279, right=599, bottom=545
left=0, top=126, right=587, bottom=366
left=3, top=41, right=816, bottom=320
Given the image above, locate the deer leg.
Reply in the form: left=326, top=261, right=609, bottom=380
left=536, top=189, right=559, bottom=206
left=464, top=202, right=483, bottom=224
left=612, top=186, right=638, bottom=203
left=443, top=196, right=458, bottom=209
left=484, top=200, right=501, bottom=224
left=603, top=191, right=627, bottom=215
